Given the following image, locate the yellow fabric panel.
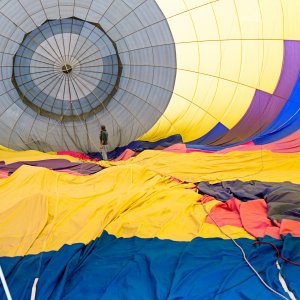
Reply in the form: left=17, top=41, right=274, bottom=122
left=164, top=107, right=203, bottom=141
left=150, top=66, right=225, bottom=139
left=219, top=41, right=242, bottom=82
left=199, top=224, right=254, bottom=240
left=220, top=84, right=256, bottom=129
left=163, top=94, right=191, bottom=120
left=144, top=79, right=252, bottom=142
left=139, top=115, right=175, bottom=142
left=141, top=104, right=218, bottom=143
left=112, top=150, right=300, bottom=184
left=0, top=191, right=48, bottom=256
left=173, top=69, right=198, bottom=100
left=239, top=40, right=263, bottom=88
left=0, top=145, right=79, bottom=163
left=198, top=41, right=221, bottom=77
left=107, top=198, right=254, bottom=241
left=257, top=40, right=283, bottom=93
left=282, top=0, right=300, bottom=40
left=176, top=106, right=218, bottom=141
left=189, top=4, right=219, bottom=41
left=139, top=94, right=190, bottom=141
left=194, top=74, right=219, bottom=111
left=206, top=79, right=238, bottom=121
left=212, top=0, right=241, bottom=40
left=176, top=42, right=199, bottom=72
left=107, top=196, right=218, bottom=241
left=184, top=0, right=211, bottom=10
left=141, top=73, right=222, bottom=142
left=155, top=0, right=186, bottom=18
left=235, top=0, right=262, bottom=39
left=0, top=164, right=253, bottom=257
left=193, top=113, right=219, bottom=137
left=260, top=0, right=283, bottom=39
left=167, top=12, right=197, bottom=43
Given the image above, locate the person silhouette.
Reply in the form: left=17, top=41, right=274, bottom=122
left=99, top=125, right=108, bottom=160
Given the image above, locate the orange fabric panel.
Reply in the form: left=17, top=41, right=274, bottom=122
left=204, top=197, right=300, bottom=239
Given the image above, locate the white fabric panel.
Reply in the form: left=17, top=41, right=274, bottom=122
left=122, top=0, right=145, bottom=10
left=115, top=13, right=144, bottom=37
left=123, top=30, right=152, bottom=50
left=0, top=93, right=14, bottom=112
left=104, top=0, right=132, bottom=25
left=0, top=103, right=23, bottom=128
left=0, top=121, right=13, bottom=146
left=135, top=0, right=165, bottom=26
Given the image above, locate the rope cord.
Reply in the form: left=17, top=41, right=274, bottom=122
left=0, top=266, right=12, bottom=300
left=253, top=241, right=300, bottom=267
left=199, top=196, right=290, bottom=300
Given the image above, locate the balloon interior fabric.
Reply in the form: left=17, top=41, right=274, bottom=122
left=0, top=1, right=300, bottom=300
left=0, top=0, right=176, bottom=152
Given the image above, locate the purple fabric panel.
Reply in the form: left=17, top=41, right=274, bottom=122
left=209, top=40, right=300, bottom=146
left=210, top=92, right=284, bottom=145
left=274, top=41, right=300, bottom=98
left=1, top=159, right=102, bottom=175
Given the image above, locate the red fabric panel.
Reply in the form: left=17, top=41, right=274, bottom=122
left=239, top=199, right=281, bottom=239
left=205, top=196, right=300, bottom=238
left=205, top=198, right=243, bottom=227
left=57, top=151, right=98, bottom=161
left=204, top=198, right=284, bottom=239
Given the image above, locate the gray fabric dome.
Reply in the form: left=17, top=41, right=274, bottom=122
left=0, top=0, right=176, bottom=152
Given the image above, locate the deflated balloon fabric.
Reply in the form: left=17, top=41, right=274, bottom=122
left=203, top=197, right=300, bottom=238
left=197, top=180, right=300, bottom=221
left=107, top=150, right=300, bottom=184
left=0, top=164, right=257, bottom=257
left=0, top=232, right=299, bottom=300
left=0, top=159, right=102, bottom=175
left=0, top=145, right=80, bottom=164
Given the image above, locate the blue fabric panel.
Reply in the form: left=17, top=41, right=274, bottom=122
left=185, top=142, right=237, bottom=151
left=253, top=101, right=300, bottom=144
left=0, top=231, right=298, bottom=300
left=187, top=122, right=229, bottom=147
left=253, top=73, right=300, bottom=144
left=87, top=134, right=183, bottom=160
left=285, top=73, right=300, bottom=105
left=280, top=234, right=300, bottom=296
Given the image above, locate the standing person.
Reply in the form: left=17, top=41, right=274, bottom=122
left=99, top=125, right=108, bottom=160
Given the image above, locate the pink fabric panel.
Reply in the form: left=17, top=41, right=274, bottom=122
left=55, top=170, right=88, bottom=176
left=113, top=149, right=136, bottom=161
left=186, top=149, right=213, bottom=153
left=263, top=129, right=300, bottom=153
left=162, top=143, right=187, bottom=153
left=0, top=170, right=8, bottom=178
